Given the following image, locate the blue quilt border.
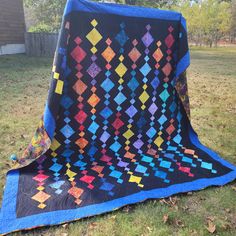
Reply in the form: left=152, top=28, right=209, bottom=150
left=0, top=123, right=236, bottom=234
left=0, top=3, right=235, bottom=232
left=64, top=0, right=182, bottom=21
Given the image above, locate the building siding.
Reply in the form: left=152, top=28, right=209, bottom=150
left=0, top=0, right=25, bottom=45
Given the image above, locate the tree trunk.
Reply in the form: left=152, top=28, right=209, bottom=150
left=209, top=41, right=212, bottom=48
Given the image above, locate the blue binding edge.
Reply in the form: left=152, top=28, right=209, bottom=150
left=0, top=126, right=236, bottom=234
left=174, top=16, right=190, bottom=79
left=175, top=50, right=190, bottom=79
left=43, top=103, right=56, bottom=140
left=64, top=0, right=182, bottom=21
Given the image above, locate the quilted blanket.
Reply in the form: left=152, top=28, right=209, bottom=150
left=1, top=0, right=236, bottom=234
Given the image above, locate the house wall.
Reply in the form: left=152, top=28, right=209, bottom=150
left=0, top=0, right=26, bottom=55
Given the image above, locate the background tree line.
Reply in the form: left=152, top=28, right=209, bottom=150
left=24, top=0, right=236, bottom=47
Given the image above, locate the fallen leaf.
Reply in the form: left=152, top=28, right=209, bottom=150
left=206, top=220, right=216, bottom=234
left=225, top=208, right=231, bottom=213
left=159, top=197, right=179, bottom=206
left=61, top=234, right=68, bottom=236
left=62, top=223, right=68, bottom=228
left=190, top=229, right=198, bottom=236
left=123, top=206, right=132, bottom=213
left=175, top=219, right=185, bottom=228
left=182, top=206, right=189, bottom=211
left=159, top=199, right=168, bottom=205
left=222, top=222, right=232, bottom=230
left=207, top=216, right=215, bottom=222
left=89, top=222, right=98, bottom=229
left=163, top=214, right=169, bottom=224
left=169, top=196, right=178, bottom=205
left=147, top=226, right=152, bottom=233
left=231, top=186, right=236, bottom=191
left=110, top=215, right=117, bottom=220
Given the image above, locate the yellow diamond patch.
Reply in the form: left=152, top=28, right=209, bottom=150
left=118, top=78, right=124, bottom=84
left=123, top=129, right=134, bottom=139
left=66, top=169, right=77, bottom=180
left=125, top=140, right=130, bottom=145
left=38, top=203, right=46, bottom=209
left=143, top=84, right=148, bottom=90
left=115, top=63, right=127, bottom=77
left=51, top=152, right=57, bottom=157
left=119, top=55, right=124, bottom=61
left=129, top=175, right=142, bottom=185
left=50, top=138, right=61, bottom=151
left=141, top=105, right=146, bottom=110
left=91, top=19, right=98, bottom=27
left=91, top=47, right=97, bottom=54
left=154, top=136, right=164, bottom=147
left=127, top=124, right=132, bottom=129
left=53, top=72, right=59, bottom=79
left=37, top=186, right=45, bottom=191
left=139, top=90, right=149, bottom=104
left=86, top=28, right=102, bottom=46
left=55, top=80, right=64, bottom=94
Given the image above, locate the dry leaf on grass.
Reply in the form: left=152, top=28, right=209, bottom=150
left=159, top=196, right=179, bottom=206
left=146, top=226, right=153, bottom=233
left=62, top=223, right=68, bottom=229
left=61, top=233, right=68, bottom=236
left=206, top=220, right=216, bottom=234
left=222, top=222, right=232, bottom=230
left=169, top=196, right=178, bottom=205
left=163, top=214, right=169, bottom=224
left=89, top=222, right=98, bottom=229
left=190, top=229, right=198, bottom=236
left=206, top=216, right=215, bottom=222
left=175, top=219, right=185, bottom=228
left=110, top=215, right=117, bottom=220
left=231, top=186, right=236, bottom=191
left=123, top=205, right=132, bottom=213
left=224, top=208, right=231, bottom=213
left=182, top=206, right=189, bottom=211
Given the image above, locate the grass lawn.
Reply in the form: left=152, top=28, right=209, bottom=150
left=0, top=47, right=236, bottom=236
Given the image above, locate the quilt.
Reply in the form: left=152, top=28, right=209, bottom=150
left=1, top=0, right=236, bottom=234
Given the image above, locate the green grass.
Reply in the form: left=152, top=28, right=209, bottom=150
left=0, top=47, right=236, bottom=236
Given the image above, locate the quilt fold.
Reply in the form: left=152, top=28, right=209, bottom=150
left=1, top=0, right=236, bottom=234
